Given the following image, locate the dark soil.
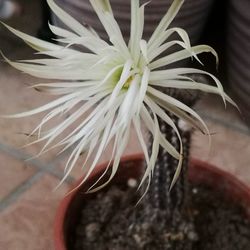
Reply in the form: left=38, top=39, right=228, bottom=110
left=73, top=180, right=250, bottom=250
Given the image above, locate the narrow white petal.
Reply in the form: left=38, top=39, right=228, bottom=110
left=148, top=0, right=184, bottom=46
left=149, top=45, right=218, bottom=70
left=148, top=27, right=191, bottom=56
left=148, top=86, right=210, bottom=134
left=145, top=96, right=184, bottom=189
left=148, top=40, right=186, bottom=62
left=137, top=67, right=150, bottom=114
left=48, top=23, right=77, bottom=39
left=95, top=125, right=130, bottom=190
left=2, top=91, right=82, bottom=118
left=139, top=113, right=160, bottom=188
left=139, top=40, right=148, bottom=64
left=129, top=0, right=144, bottom=65
left=90, top=0, right=130, bottom=58
left=39, top=94, right=106, bottom=152
left=141, top=105, right=180, bottom=159
left=47, top=0, right=100, bottom=38
left=148, top=86, right=211, bottom=151
left=118, top=74, right=140, bottom=125
left=133, top=117, right=150, bottom=164
left=149, top=79, right=237, bottom=108
left=149, top=67, right=225, bottom=105
left=1, top=22, right=64, bottom=52
left=106, top=60, right=132, bottom=108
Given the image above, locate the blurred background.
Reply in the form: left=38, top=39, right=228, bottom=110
left=0, top=0, right=249, bottom=249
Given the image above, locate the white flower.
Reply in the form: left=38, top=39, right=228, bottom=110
left=2, top=0, right=236, bottom=191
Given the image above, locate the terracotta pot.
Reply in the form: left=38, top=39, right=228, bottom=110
left=54, top=154, right=145, bottom=250
left=54, top=155, right=250, bottom=250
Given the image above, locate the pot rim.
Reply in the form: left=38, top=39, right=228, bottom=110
left=54, top=156, right=250, bottom=250
left=53, top=153, right=144, bottom=250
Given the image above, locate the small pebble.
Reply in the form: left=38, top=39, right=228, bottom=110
left=192, top=188, right=198, bottom=194
left=178, top=119, right=192, bottom=132
left=187, top=231, right=199, bottom=241
left=133, top=234, right=141, bottom=245
left=127, top=178, right=138, bottom=188
left=85, top=223, right=100, bottom=241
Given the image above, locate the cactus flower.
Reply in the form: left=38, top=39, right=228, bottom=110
left=1, top=0, right=236, bottom=191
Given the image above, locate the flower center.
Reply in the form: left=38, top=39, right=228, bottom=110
left=123, top=76, right=134, bottom=89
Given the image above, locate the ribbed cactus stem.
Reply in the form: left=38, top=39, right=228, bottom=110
left=111, top=90, right=199, bottom=249
left=145, top=114, right=191, bottom=224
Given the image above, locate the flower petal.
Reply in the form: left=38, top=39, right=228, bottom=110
left=149, top=45, right=218, bottom=70
left=148, top=0, right=184, bottom=47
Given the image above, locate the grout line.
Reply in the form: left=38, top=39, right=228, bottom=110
left=0, top=172, right=44, bottom=212
left=0, top=169, right=74, bottom=213
left=0, top=140, right=50, bottom=166
left=197, top=114, right=250, bottom=135
left=0, top=142, right=75, bottom=211
left=0, top=141, right=74, bottom=181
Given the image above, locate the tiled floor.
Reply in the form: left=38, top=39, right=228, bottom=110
left=0, top=1, right=250, bottom=250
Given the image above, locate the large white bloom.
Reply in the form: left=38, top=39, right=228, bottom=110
left=2, top=0, right=236, bottom=191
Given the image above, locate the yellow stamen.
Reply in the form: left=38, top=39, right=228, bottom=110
left=123, top=76, right=134, bottom=89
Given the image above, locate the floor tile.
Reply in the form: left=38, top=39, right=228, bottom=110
left=0, top=0, right=60, bottom=163
left=191, top=120, right=250, bottom=186
left=0, top=174, right=70, bottom=250
left=0, top=152, right=36, bottom=201
left=0, top=65, right=69, bottom=162
left=194, top=94, right=249, bottom=134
